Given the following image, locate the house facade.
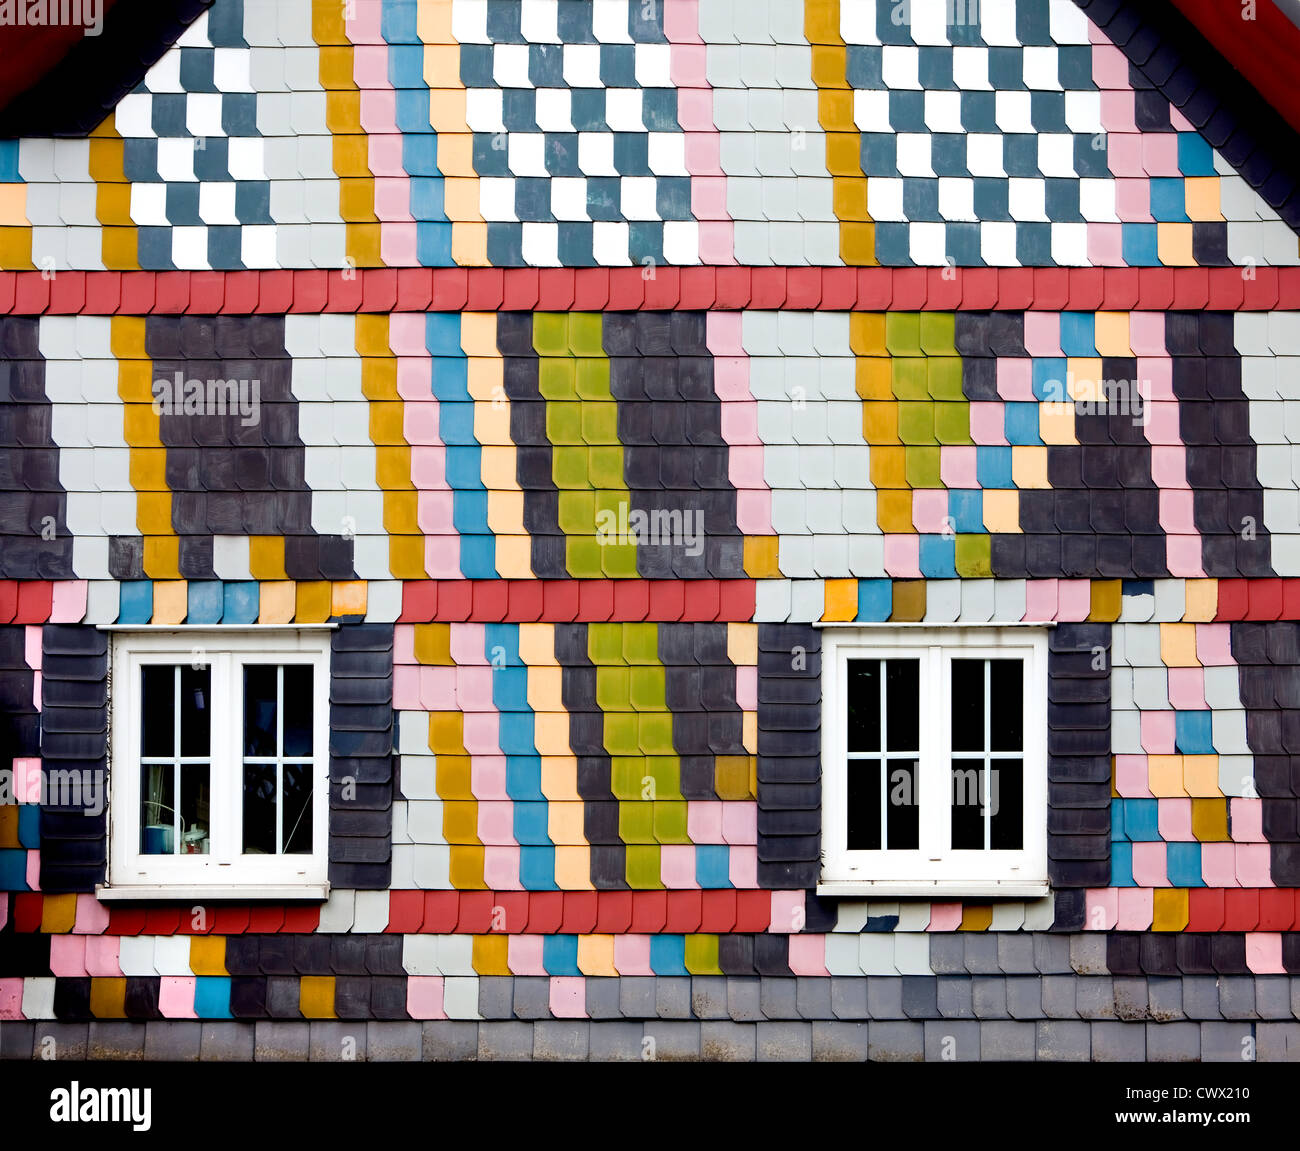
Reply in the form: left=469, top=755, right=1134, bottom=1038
left=2, top=0, right=1300, bottom=1062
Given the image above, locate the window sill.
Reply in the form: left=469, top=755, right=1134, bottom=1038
left=96, top=883, right=330, bottom=902
left=816, top=881, right=1050, bottom=899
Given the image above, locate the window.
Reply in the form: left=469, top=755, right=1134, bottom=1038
left=819, top=626, right=1048, bottom=897
left=105, top=629, right=331, bottom=898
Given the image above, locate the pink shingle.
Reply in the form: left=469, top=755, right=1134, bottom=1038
left=406, top=976, right=446, bottom=1020
left=550, top=976, right=587, bottom=1017
left=1085, top=887, right=1119, bottom=930
left=1129, top=842, right=1168, bottom=888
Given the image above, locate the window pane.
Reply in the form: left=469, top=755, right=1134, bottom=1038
left=990, top=758, right=1023, bottom=849
left=243, top=665, right=278, bottom=756
left=141, top=666, right=176, bottom=758
left=282, top=762, right=313, bottom=854
left=950, top=763, right=986, bottom=850
left=179, top=666, right=210, bottom=757
left=846, top=660, right=880, bottom=752
left=140, top=763, right=174, bottom=853
left=179, top=765, right=210, bottom=854
left=846, top=758, right=881, bottom=850
left=243, top=763, right=277, bottom=854
left=884, top=660, right=919, bottom=752
left=990, top=660, right=1024, bottom=752
left=885, top=759, right=919, bottom=849
left=282, top=666, right=313, bottom=757
left=950, top=659, right=985, bottom=753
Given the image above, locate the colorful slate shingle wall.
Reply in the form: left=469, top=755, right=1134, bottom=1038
left=0, top=0, right=1297, bottom=271
left=5, top=0, right=1300, bottom=1062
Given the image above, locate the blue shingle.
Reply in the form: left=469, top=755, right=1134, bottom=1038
left=1003, top=402, right=1041, bottom=446
left=919, top=534, right=958, bottom=578
left=1175, top=710, right=1215, bottom=754
left=858, top=579, right=892, bottom=621
left=649, top=934, right=688, bottom=976
left=1166, top=842, right=1204, bottom=887
left=696, top=845, right=731, bottom=888
left=519, top=845, right=557, bottom=889
left=1122, top=223, right=1160, bottom=266
left=1059, top=312, right=1097, bottom=357
left=976, top=446, right=1014, bottom=489
left=948, top=489, right=983, bottom=534
left=1110, top=840, right=1134, bottom=886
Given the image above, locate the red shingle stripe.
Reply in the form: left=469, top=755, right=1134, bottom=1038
left=1222, top=889, right=1261, bottom=931
left=290, top=270, right=329, bottom=313
left=456, top=891, right=496, bottom=933
left=664, top=890, right=703, bottom=933
left=1207, top=267, right=1245, bottom=310
left=734, top=890, right=772, bottom=932
left=749, top=266, right=786, bottom=310
left=506, top=580, right=545, bottom=622
left=255, top=269, right=293, bottom=313
left=246, top=906, right=285, bottom=933
left=429, top=267, right=467, bottom=311
left=502, top=267, right=539, bottom=311
left=1104, top=266, right=1141, bottom=311
left=559, top=891, right=599, bottom=934
left=423, top=891, right=460, bottom=933
left=523, top=892, right=563, bottom=933
left=491, top=891, right=530, bottom=933
left=1257, top=889, right=1297, bottom=932
left=714, top=266, right=751, bottom=310
left=784, top=268, right=822, bottom=310
left=629, top=890, right=668, bottom=933
left=1186, top=887, right=1225, bottom=931
left=1214, top=579, right=1250, bottom=621
left=537, top=268, right=575, bottom=311
left=386, top=890, right=426, bottom=933
left=395, top=267, right=434, bottom=311
left=1279, top=267, right=1300, bottom=309
left=466, top=267, right=504, bottom=311
left=12, top=581, right=51, bottom=624
left=680, top=266, right=716, bottom=310
left=643, top=265, right=681, bottom=310
left=47, top=270, right=86, bottom=314
left=209, top=906, right=252, bottom=935
left=924, top=267, right=961, bottom=312
left=1171, top=266, right=1209, bottom=310
left=0, top=582, right=17, bottom=624
left=471, top=580, right=509, bottom=623
left=360, top=268, right=398, bottom=313
left=399, top=580, right=438, bottom=622
left=189, top=271, right=225, bottom=314
left=700, top=890, right=738, bottom=932
left=572, top=267, right=610, bottom=310
left=1247, top=578, right=1283, bottom=621
left=1242, top=266, right=1280, bottom=310
left=821, top=267, right=856, bottom=310
left=13, top=271, right=50, bottom=314
left=12, top=892, right=42, bottom=932
left=2, top=267, right=1298, bottom=312
left=593, top=891, right=633, bottom=934
left=1066, top=267, right=1105, bottom=311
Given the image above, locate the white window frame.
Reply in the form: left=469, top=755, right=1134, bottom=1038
left=818, top=625, right=1049, bottom=898
left=101, top=628, right=332, bottom=900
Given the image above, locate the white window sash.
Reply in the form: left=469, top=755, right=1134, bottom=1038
left=820, top=627, right=1048, bottom=894
left=106, top=630, right=330, bottom=892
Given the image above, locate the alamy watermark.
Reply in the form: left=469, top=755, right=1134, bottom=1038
left=595, top=502, right=703, bottom=555
left=0, top=0, right=103, bottom=35
left=1040, top=373, right=1147, bottom=426
left=152, top=371, right=261, bottom=427
left=1, top=764, right=104, bottom=817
